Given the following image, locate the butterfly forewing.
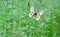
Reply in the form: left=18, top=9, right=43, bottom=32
left=39, top=10, right=44, bottom=15
left=29, top=6, right=35, bottom=18
left=30, top=6, right=35, bottom=13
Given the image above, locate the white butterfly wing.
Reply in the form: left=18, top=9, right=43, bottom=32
left=36, top=13, right=40, bottom=20
left=39, top=10, right=44, bottom=15
left=30, top=6, right=35, bottom=13
left=36, top=10, right=44, bottom=21
left=29, top=6, right=35, bottom=18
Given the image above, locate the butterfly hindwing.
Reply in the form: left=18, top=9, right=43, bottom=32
left=36, top=13, right=40, bottom=20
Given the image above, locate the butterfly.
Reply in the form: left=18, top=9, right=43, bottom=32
left=29, top=6, right=44, bottom=21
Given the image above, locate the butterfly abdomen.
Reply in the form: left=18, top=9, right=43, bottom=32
left=33, top=13, right=37, bottom=16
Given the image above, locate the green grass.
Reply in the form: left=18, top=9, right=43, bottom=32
left=0, top=0, right=60, bottom=37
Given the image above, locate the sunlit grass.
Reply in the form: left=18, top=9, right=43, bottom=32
left=0, top=0, right=60, bottom=37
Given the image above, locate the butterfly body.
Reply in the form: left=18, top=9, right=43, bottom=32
left=33, top=12, right=37, bottom=16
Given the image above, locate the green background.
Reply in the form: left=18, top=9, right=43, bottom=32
left=0, top=0, right=60, bottom=37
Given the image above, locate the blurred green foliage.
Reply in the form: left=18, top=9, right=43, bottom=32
left=0, top=0, right=60, bottom=37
